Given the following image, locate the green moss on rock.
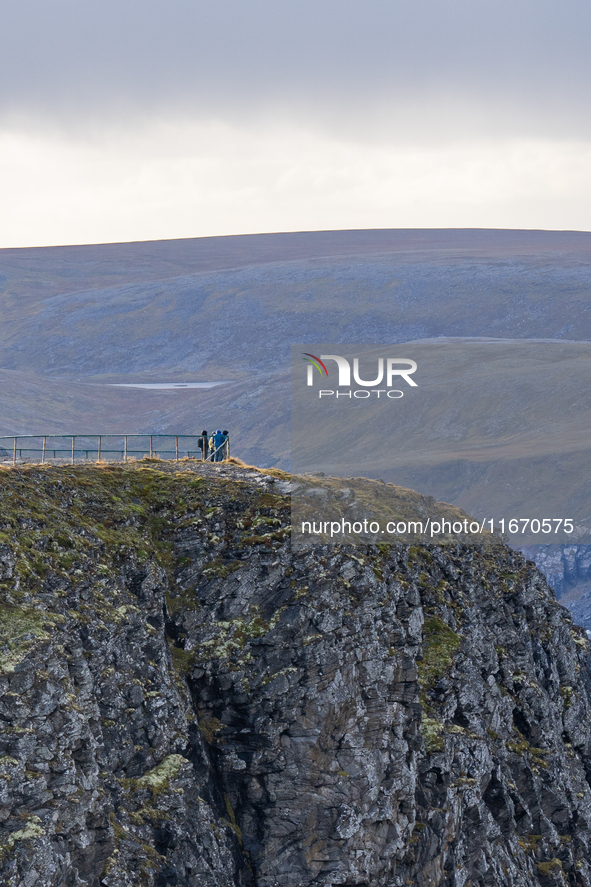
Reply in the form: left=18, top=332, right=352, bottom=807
left=0, top=605, right=50, bottom=672
left=418, top=616, right=461, bottom=691
left=420, top=715, right=445, bottom=752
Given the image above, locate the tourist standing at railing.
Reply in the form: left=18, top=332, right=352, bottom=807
left=222, top=431, right=229, bottom=460
left=210, top=429, right=226, bottom=462
left=198, top=431, right=209, bottom=461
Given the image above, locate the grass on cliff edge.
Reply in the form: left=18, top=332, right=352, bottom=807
left=291, top=471, right=494, bottom=548
left=0, top=458, right=267, bottom=575
left=0, top=460, right=278, bottom=668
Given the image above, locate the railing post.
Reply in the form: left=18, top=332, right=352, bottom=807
left=97, top=436, right=101, bottom=462
left=13, top=437, right=16, bottom=466
left=150, top=435, right=153, bottom=458
left=124, top=436, right=128, bottom=462
left=175, top=436, right=179, bottom=461
left=42, top=436, right=46, bottom=464
left=71, top=436, right=75, bottom=464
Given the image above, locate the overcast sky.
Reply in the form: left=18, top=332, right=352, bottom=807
left=1, top=0, right=590, bottom=247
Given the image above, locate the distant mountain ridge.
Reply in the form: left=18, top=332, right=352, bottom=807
left=1, top=228, right=591, bottom=384
left=0, top=228, right=590, bottom=441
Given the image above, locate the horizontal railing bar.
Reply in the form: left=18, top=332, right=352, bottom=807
left=0, top=450, right=202, bottom=455
left=0, top=434, right=211, bottom=440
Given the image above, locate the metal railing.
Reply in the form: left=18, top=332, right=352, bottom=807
left=0, top=434, right=230, bottom=465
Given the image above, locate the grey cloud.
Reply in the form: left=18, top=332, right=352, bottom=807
left=1, top=0, right=590, bottom=137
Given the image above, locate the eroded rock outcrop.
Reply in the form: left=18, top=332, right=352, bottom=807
left=1, top=462, right=591, bottom=887
left=521, top=544, right=591, bottom=631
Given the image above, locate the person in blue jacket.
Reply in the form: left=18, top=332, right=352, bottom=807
left=210, top=429, right=227, bottom=461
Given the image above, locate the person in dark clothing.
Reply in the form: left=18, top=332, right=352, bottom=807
left=222, top=430, right=229, bottom=460
left=210, top=429, right=226, bottom=462
left=198, top=430, right=209, bottom=461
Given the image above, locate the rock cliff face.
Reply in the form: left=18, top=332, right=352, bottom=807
left=521, top=545, right=591, bottom=631
left=2, top=462, right=591, bottom=887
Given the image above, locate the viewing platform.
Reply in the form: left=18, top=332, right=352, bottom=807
left=0, top=433, right=230, bottom=465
